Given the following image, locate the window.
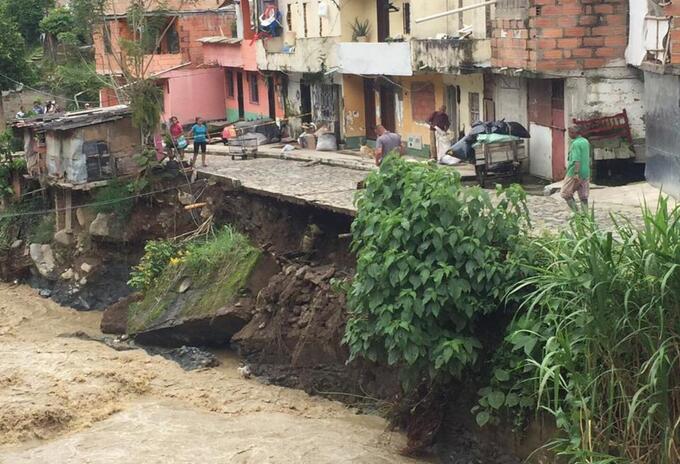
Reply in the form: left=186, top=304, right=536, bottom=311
left=103, top=23, right=112, bottom=53
left=410, top=82, right=435, bottom=122
left=403, top=2, right=411, bottom=35
left=469, top=92, right=481, bottom=123
left=226, top=71, right=234, bottom=98
left=303, top=2, right=308, bottom=37
left=286, top=4, right=293, bottom=31
left=248, top=73, right=259, bottom=104
left=165, top=21, right=180, bottom=54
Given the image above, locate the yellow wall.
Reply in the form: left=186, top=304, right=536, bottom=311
left=397, top=75, right=445, bottom=146
left=411, top=0, right=490, bottom=40
left=340, top=0, right=377, bottom=42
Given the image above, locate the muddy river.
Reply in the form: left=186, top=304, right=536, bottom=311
left=0, top=284, right=419, bottom=463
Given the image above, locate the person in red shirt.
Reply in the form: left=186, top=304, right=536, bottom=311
left=169, top=116, right=185, bottom=160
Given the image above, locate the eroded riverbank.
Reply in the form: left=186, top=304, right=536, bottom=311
left=0, top=283, right=419, bottom=463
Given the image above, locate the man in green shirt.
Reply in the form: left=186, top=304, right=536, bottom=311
left=561, top=128, right=591, bottom=212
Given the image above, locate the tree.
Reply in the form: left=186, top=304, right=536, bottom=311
left=0, top=11, right=32, bottom=130
left=0, top=0, right=54, bottom=45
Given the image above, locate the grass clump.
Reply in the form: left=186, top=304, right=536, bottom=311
left=92, top=179, right=135, bottom=219
left=128, top=226, right=261, bottom=333
left=480, top=198, right=680, bottom=463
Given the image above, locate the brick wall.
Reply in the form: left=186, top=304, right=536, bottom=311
left=94, top=11, right=235, bottom=76
left=658, top=3, right=680, bottom=65
left=492, top=0, right=628, bottom=72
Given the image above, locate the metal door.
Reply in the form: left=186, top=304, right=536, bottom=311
left=529, top=123, right=553, bottom=179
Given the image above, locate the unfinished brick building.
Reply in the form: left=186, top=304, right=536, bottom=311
left=94, top=0, right=237, bottom=124
left=483, top=0, right=644, bottom=181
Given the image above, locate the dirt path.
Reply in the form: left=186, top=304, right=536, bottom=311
left=0, top=284, right=418, bottom=463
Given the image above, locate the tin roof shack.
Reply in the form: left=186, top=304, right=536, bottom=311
left=15, top=106, right=140, bottom=185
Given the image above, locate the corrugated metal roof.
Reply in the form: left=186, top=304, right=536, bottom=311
left=13, top=105, right=132, bottom=132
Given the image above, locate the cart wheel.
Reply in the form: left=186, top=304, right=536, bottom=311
left=231, top=155, right=235, bottom=161
left=475, top=165, right=488, bottom=188
left=253, top=152, right=258, bottom=159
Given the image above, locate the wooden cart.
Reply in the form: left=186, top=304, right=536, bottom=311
left=473, top=139, right=527, bottom=188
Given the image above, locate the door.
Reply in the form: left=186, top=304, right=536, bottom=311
left=377, top=0, right=390, bottom=42
left=379, top=85, right=396, bottom=132
left=364, top=78, right=377, bottom=139
left=551, top=79, right=566, bottom=180
left=236, top=72, right=245, bottom=120
left=300, top=83, right=312, bottom=124
left=446, top=85, right=459, bottom=137
left=267, top=76, right=276, bottom=119
left=529, top=123, right=553, bottom=179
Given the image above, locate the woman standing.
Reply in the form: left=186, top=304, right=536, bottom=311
left=169, top=116, right=185, bottom=160
left=189, top=117, right=208, bottom=167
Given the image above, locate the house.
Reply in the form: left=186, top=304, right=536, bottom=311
left=13, top=105, right=141, bottom=241
left=199, top=0, right=284, bottom=123
left=93, top=0, right=238, bottom=125
left=626, top=0, right=680, bottom=197
left=489, top=0, right=645, bottom=181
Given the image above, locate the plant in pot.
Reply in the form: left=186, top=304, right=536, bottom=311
left=351, top=18, right=371, bottom=42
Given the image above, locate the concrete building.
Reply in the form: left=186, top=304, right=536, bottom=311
left=626, top=0, right=680, bottom=197
left=93, top=0, right=237, bottom=125
left=489, top=0, right=645, bottom=181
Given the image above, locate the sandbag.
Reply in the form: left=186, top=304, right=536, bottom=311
left=316, top=133, right=338, bottom=151
left=507, top=121, right=531, bottom=138
left=450, top=138, right=475, bottom=161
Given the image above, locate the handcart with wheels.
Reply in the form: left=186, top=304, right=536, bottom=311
left=227, top=132, right=259, bottom=160
left=473, top=137, right=527, bottom=188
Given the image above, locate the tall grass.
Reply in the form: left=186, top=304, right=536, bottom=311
left=510, top=198, right=680, bottom=463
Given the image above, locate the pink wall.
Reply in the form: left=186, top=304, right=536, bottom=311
left=201, top=41, right=258, bottom=72
left=162, top=67, right=226, bottom=125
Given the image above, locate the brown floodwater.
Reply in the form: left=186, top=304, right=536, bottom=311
left=0, top=283, right=421, bottom=463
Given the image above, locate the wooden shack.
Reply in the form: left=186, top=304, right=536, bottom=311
left=14, top=105, right=140, bottom=185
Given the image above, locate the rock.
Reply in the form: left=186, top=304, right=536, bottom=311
left=178, top=277, right=192, bottom=293
left=60, top=268, right=74, bottom=280
left=79, top=277, right=88, bottom=286
left=10, top=239, right=23, bottom=249
left=29, top=244, right=56, bottom=278
left=76, top=207, right=97, bottom=228
left=53, top=229, right=73, bottom=246
left=80, top=262, right=93, bottom=274
left=177, top=191, right=194, bottom=205
left=89, top=213, right=128, bottom=241
left=101, top=292, right=142, bottom=335
left=38, top=288, right=52, bottom=298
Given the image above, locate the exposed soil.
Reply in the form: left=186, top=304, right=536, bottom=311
left=0, top=283, right=417, bottom=463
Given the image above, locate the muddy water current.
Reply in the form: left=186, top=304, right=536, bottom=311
left=0, top=284, right=420, bottom=463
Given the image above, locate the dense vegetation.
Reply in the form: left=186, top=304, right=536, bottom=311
left=481, top=201, right=680, bottom=463
left=344, top=155, right=530, bottom=386
left=347, top=156, right=680, bottom=463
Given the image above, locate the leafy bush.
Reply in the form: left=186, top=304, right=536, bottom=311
left=0, top=197, right=48, bottom=251
left=43, top=63, right=103, bottom=109
left=482, top=200, right=680, bottom=463
left=343, top=155, right=530, bottom=387
left=128, top=239, right=179, bottom=291
left=29, top=214, right=55, bottom=244
left=92, top=179, right=135, bottom=219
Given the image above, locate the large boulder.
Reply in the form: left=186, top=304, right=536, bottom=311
left=89, top=213, right=129, bottom=241
left=76, top=207, right=97, bottom=228
left=29, top=244, right=56, bottom=279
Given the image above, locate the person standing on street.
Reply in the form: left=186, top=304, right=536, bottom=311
left=374, top=125, right=403, bottom=167
left=189, top=117, right=208, bottom=167
left=169, top=116, right=185, bottom=160
left=426, top=105, right=450, bottom=160
left=561, top=127, right=592, bottom=212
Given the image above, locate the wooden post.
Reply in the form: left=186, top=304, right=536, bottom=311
left=64, top=189, right=72, bottom=232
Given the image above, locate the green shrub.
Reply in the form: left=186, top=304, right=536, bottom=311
left=481, top=200, right=680, bottom=463
left=29, top=214, right=55, bottom=244
left=92, top=179, right=135, bottom=219
left=343, top=155, right=530, bottom=388
left=128, top=239, right=179, bottom=291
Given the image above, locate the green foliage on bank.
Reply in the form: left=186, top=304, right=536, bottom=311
left=479, top=200, right=680, bottom=464
left=127, top=226, right=261, bottom=334
left=343, top=155, right=531, bottom=386
left=92, top=179, right=136, bottom=219
left=0, top=197, right=50, bottom=251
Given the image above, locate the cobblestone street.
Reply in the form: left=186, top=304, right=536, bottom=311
left=198, top=152, right=667, bottom=234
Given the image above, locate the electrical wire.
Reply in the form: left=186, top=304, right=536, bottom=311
left=0, top=179, right=208, bottom=220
